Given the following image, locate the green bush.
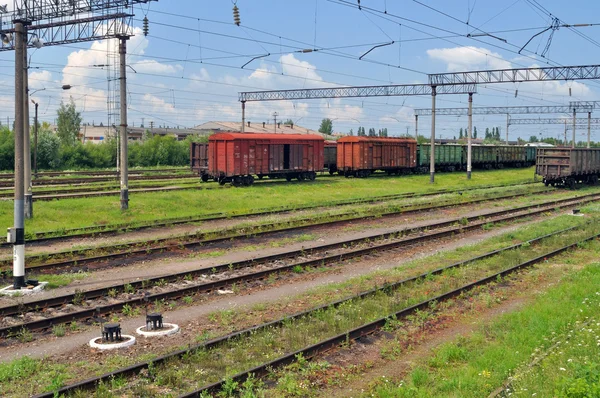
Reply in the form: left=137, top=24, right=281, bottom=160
left=0, top=130, right=197, bottom=171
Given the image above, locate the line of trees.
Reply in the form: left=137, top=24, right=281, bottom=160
left=351, top=127, right=388, bottom=137
left=0, top=98, right=195, bottom=171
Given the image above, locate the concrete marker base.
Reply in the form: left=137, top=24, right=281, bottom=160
left=89, top=335, right=136, bottom=350
left=136, top=323, right=180, bottom=337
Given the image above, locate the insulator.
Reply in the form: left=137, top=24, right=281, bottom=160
left=233, top=5, right=241, bottom=26
left=569, top=87, right=572, bottom=96
left=143, top=16, right=149, bottom=37
left=514, top=89, right=518, bottom=98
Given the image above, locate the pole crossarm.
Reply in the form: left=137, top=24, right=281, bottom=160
left=429, top=65, right=600, bottom=85
left=570, top=101, right=600, bottom=109
left=239, top=83, right=477, bottom=102
left=509, top=117, right=600, bottom=125
left=414, top=105, right=591, bottom=117
left=0, top=13, right=133, bottom=51
left=10, top=0, right=156, bottom=22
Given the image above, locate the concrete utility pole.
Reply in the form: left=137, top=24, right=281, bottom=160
left=11, top=21, right=25, bottom=289
left=272, top=112, right=278, bottom=133
left=572, top=108, right=576, bottom=148
left=241, top=101, right=246, bottom=133
left=430, top=86, right=436, bottom=183
left=564, top=120, right=567, bottom=146
left=505, top=113, right=509, bottom=145
left=23, top=41, right=32, bottom=219
left=33, top=100, right=38, bottom=177
left=467, top=92, right=473, bottom=180
left=119, top=37, right=129, bottom=210
left=414, top=114, right=418, bottom=142
left=588, top=111, right=591, bottom=148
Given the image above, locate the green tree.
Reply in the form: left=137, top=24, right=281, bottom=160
left=368, top=128, right=376, bottom=137
left=283, top=119, right=294, bottom=125
left=56, top=98, right=82, bottom=147
left=459, top=128, right=463, bottom=139
left=529, top=135, right=539, bottom=143
left=349, top=128, right=354, bottom=136
left=473, top=127, right=478, bottom=139
left=318, top=118, right=333, bottom=135
left=485, top=127, right=490, bottom=139
left=0, top=126, right=14, bottom=170
left=382, top=128, right=388, bottom=137
left=36, top=125, right=61, bottom=169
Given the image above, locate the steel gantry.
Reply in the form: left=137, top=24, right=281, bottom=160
left=508, top=117, right=600, bottom=148
left=414, top=105, right=594, bottom=154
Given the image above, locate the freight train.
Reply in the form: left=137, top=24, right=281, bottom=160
left=191, top=132, right=538, bottom=186
left=536, top=147, right=600, bottom=188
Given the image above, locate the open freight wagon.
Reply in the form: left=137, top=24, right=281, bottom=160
left=337, top=136, right=417, bottom=177
left=208, top=132, right=324, bottom=186
left=190, top=142, right=209, bottom=182
left=536, top=147, right=600, bottom=188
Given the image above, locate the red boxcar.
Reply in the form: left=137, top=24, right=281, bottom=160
left=208, top=132, right=325, bottom=186
left=190, top=142, right=209, bottom=182
left=324, top=140, right=338, bottom=174
left=336, top=136, right=417, bottom=177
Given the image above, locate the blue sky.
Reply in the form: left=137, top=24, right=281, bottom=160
left=1, top=0, right=600, bottom=141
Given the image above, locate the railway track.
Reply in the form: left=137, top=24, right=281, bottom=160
left=0, top=181, right=204, bottom=199
left=0, top=181, right=539, bottom=247
left=0, top=186, right=553, bottom=271
left=0, top=173, right=196, bottom=188
left=0, top=168, right=189, bottom=179
left=0, top=194, right=593, bottom=338
left=29, top=222, right=597, bottom=398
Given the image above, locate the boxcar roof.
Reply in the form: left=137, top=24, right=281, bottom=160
left=209, top=132, right=324, bottom=141
left=338, top=136, right=416, bottom=143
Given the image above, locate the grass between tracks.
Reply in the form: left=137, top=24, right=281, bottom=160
left=0, top=205, right=596, bottom=397
left=0, top=183, right=559, bottom=269
left=0, top=168, right=536, bottom=234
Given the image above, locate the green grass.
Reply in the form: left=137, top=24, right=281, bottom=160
left=364, top=250, right=600, bottom=397
left=0, top=168, right=536, bottom=234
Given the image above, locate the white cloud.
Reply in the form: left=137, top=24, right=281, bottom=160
left=427, top=46, right=512, bottom=71
left=29, top=70, right=53, bottom=89
left=132, top=60, right=182, bottom=74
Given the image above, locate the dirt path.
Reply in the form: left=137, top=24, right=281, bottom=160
left=0, top=217, right=549, bottom=363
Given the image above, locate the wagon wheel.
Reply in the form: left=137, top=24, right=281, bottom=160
left=257, top=174, right=264, bottom=180
left=285, top=174, right=293, bottom=182
left=297, top=173, right=306, bottom=182
left=218, top=177, right=227, bottom=186
left=309, top=172, right=316, bottom=181
left=201, top=174, right=209, bottom=182
left=567, top=178, right=576, bottom=190
left=241, top=176, right=250, bottom=186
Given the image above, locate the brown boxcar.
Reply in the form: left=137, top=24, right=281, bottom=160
left=324, top=141, right=337, bottom=174
left=536, top=147, right=600, bottom=188
left=208, top=132, right=325, bottom=186
left=337, top=137, right=417, bottom=177
left=190, top=142, right=209, bottom=182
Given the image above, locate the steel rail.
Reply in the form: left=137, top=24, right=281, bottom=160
left=0, top=181, right=536, bottom=247
left=0, top=194, right=593, bottom=338
left=0, top=168, right=189, bottom=179
left=0, top=187, right=550, bottom=271
left=0, top=174, right=196, bottom=188
left=31, top=224, right=596, bottom=398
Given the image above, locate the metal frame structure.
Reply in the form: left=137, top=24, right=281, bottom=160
left=414, top=105, right=591, bottom=117
left=238, top=83, right=478, bottom=102
left=508, top=117, right=600, bottom=125
left=429, top=65, right=600, bottom=85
